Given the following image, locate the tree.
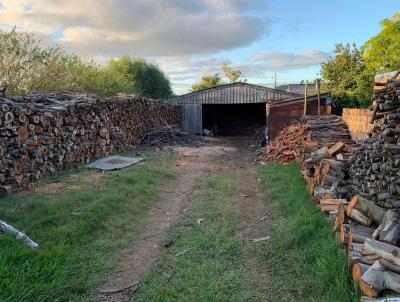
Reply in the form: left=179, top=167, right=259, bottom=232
left=109, top=56, right=172, bottom=99
left=363, top=13, right=400, bottom=72
left=222, top=64, right=242, bottom=83
left=321, top=43, right=365, bottom=95
left=0, top=28, right=60, bottom=95
left=0, top=28, right=134, bottom=96
left=191, top=74, right=224, bottom=92
left=320, top=43, right=373, bottom=112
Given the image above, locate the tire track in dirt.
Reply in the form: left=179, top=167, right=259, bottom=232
left=92, top=138, right=237, bottom=302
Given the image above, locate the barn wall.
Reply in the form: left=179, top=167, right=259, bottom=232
left=267, top=99, right=330, bottom=139
left=183, top=104, right=202, bottom=135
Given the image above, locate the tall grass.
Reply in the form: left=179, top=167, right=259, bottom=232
left=258, top=162, right=360, bottom=302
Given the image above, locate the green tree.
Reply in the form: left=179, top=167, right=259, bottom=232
left=109, top=56, right=172, bottom=99
left=321, top=43, right=365, bottom=94
left=320, top=43, right=373, bottom=112
left=363, top=12, right=400, bottom=72
left=0, top=28, right=60, bottom=95
left=191, top=74, right=224, bottom=92
left=222, top=64, right=242, bottom=83
left=0, top=28, right=134, bottom=96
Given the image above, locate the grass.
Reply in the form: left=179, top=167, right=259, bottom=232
left=133, top=172, right=259, bottom=302
left=0, top=154, right=175, bottom=302
left=0, top=153, right=361, bottom=301
left=257, top=162, right=360, bottom=302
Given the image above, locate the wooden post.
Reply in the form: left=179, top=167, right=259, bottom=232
left=304, top=80, right=308, bottom=116
left=317, top=80, right=321, bottom=115
left=265, top=102, right=270, bottom=141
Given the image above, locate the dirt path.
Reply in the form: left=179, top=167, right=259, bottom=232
left=93, top=137, right=267, bottom=301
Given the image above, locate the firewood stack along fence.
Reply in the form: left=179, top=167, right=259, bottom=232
left=262, top=70, right=400, bottom=300
left=0, top=92, right=181, bottom=195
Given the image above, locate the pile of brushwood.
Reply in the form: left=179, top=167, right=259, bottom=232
left=139, top=125, right=192, bottom=147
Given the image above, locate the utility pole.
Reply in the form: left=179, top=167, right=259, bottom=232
left=303, top=80, right=308, bottom=116
left=273, top=72, right=277, bottom=89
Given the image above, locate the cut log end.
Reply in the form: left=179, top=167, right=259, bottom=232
left=352, top=263, right=371, bottom=283
left=359, top=279, right=379, bottom=298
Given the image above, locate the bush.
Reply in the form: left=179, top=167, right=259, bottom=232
left=331, top=93, right=361, bottom=115
left=109, top=56, right=173, bottom=99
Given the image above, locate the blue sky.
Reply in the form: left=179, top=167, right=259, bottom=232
left=0, top=0, right=399, bottom=94
left=210, top=0, right=400, bottom=88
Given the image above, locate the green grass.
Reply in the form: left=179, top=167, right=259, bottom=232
left=257, top=162, right=360, bottom=302
left=0, top=156, right=175, bottom=302
left=133, top=172, right=258, bottom=302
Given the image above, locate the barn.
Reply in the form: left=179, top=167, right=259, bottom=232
left=169, top=82, right=300, bottom=136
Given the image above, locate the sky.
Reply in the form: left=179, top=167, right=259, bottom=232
left=0, top=0, right=399, bottom=95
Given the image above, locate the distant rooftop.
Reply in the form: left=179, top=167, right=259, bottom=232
left=276, top=83, right=328, bottom=96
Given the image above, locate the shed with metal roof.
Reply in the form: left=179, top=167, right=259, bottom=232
left=168, top=82, right=300, bottom=135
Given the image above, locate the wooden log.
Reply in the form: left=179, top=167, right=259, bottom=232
left=359, top=261, right=400, bottom=297
left=348, top=243, right=374, bottom=267
left=347, top=195, right=385, bottom=225
left=320, top=199, right=347, bottom=206
left=328, top=141, right=345, bottom=156
left=353, top=263, right=371, bottom=282
left=362, top=239, right=400, bottom=271
left=348, top=208, right=373, bottom=227
left=320, top=204, right=340, bottom=212
left=18, top=127, right=29, bottom=141
left=334, top=201, right=345, bottom=232
left=349, top=223, right=375, bottom=244
left=4, top=111, right=14, bottom=123
left=360, top=297, right=400, bottom=302
left=0, top=219, right=39, bottom=248
left=377, top=210, right=400, bottom=245
left=340, top=224, right=350, bottom=244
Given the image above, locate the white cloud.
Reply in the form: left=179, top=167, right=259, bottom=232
left=248, top=49, right=330, bottom=70
left=0, top=0, right=268, bottom=57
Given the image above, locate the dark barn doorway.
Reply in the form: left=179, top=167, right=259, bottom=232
left=202, top=103, right=266, bottom=136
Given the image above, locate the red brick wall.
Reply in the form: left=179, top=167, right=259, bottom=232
left=267, top=99, right=330, bottom=139
left=341, top=108, right=372, bottom=141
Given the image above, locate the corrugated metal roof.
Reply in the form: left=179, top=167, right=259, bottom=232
left=270, top=93, right=332, bottom=108
left=168, top=82, right=301, bottom=105
left=276, top=83, right=329, bottom=96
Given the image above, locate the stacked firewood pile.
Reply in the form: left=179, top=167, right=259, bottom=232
left=262, top=122, right=309, bottom=163
left=338, top=71, right=400, bottom=299
left=262, top=115, right=356, bottom=164
left=139, top=125, right=192, bottom=147
left=301, top=141, right=400, bottom=300
left=0, top=92, right=181, bottom=195
left=263, top=103, right=400, bottom=298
